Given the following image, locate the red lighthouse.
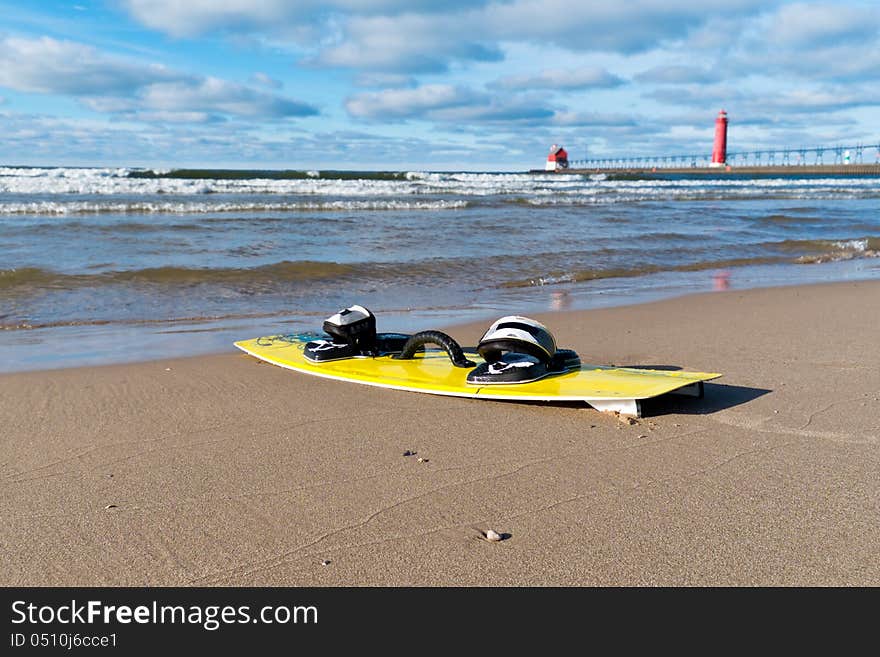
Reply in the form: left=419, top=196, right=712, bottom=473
left=711, top=110, right=728, bottom=166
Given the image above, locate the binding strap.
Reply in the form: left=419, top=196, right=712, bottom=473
left=393, top=331, right=475, bottom=368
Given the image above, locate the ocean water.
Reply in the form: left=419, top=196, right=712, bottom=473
left=2, top=166, right=879, bottom=371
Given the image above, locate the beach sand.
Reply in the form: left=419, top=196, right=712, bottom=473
left=2, top=280, right=878, bottom=586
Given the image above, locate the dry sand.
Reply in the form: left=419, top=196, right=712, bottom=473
left=2, top=280, right=879, bottom=586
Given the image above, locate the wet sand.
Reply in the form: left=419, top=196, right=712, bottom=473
left=2, top=280, right=878, bottom=586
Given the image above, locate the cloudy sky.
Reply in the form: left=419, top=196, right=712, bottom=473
left=0, top=1, right=878, bottom=170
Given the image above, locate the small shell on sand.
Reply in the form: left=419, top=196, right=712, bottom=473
left=321, top=559, right=331, bottom=567
left=484, top=529, right=502, bottom=542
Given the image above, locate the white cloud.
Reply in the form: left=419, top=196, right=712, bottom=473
left=633, top=65, right=715, bottom=84
left=711, top=3, right=880, bottom=82
left=766, top=2, right=879, bottom=47
left=0, top=109, right=511, bottom=169
left=121, top=0, right=492, bottom=37
left=250, top=72, right=282, bottom=89
left=0, top=36, right=180, bottom=95
left=122, top=0, right=314, bottom=37
left=140, top=78, right=316, bottom=118
left=126, top=110, right=217, bottom=124
left=311, top=2, right=777, bottom=73
left=551, top=111, right=638, bottom=127
left=428, top=102, right=554, bottom=124
left=645, top=81, right=880, bottom=116
left=345, top=82, right=557, bottom=124
left=354, top=72, right=417, bottom=88
left=0, top=36, right=318, bottom=120
left=121, top=0, right=775, bottom=74
left=492, top=67, right=625, bottom=91
left=755, top=87, right=880, bottom=114
left=345, top=84, right=479, bottom=119
left=486, top=1, right=729, bottom=53
left=313, top=12, right=502, bottom=73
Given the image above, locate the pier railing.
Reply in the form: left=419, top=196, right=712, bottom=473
left=571, top=144, right=880, bottom=170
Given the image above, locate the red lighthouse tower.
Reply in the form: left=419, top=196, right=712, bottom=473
left=711, top=110, right=728, bottom=167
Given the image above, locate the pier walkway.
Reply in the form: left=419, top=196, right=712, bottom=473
left=531, top=164, right=880, bottom=178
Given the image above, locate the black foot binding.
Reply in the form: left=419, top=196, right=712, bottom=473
left=304, top=305, right=414, bottom=362
left=550, top=348, right=581, bottom=372
left=467, top=353, right=548, bottom=384
left=303, top=338, right=359, bottom=362
left=466, top=316, right=581, bottom=385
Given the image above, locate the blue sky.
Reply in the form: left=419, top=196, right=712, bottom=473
left=0, top=0, right=878, bottom=170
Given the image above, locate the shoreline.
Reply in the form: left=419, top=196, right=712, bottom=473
left=2, top=279, right=879, bottom=585
left=3, top=257, right=880, bottom=374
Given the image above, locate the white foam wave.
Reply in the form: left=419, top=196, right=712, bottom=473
left=832, top=238, right=868, bottom=251
left=527, top=273, right=576, bottom=286
left=0, top=167, right=877, bottom=201
left=0, top=166, right=130, bottom=179
left=0, top=199, right=468, bottom=214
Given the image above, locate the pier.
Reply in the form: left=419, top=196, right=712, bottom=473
left=533, top=112, right=880, bottom=177
left=547, top=163, right=880, bottom=178
left=559, top=143, right=880, bottom=177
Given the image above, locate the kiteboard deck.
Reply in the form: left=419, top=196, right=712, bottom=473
left=234, top=333, right=721, bottom=417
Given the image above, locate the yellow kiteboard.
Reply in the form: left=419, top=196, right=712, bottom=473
left=234, top=333, right=721, bottom=417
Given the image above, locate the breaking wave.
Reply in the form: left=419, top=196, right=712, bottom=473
left=503, top=256, right=790, bottom=288
left=4, top=166, right=877, bottom=201
left=503, top=237, right=880, bottom=288
left=793, top=238, right=880, bottom=263
left=0, top=199, right=467, bottom=214
left=0, top=261, right=358, bottom=291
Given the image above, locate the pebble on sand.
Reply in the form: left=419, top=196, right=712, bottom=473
left=484, top=530, right=503, bottom=542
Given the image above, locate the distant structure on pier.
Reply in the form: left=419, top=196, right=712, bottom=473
left=536, top=109, right=880, bottom=177
left=545, top=144, right=569, bottom=171
left=710, top=110, right=728, bottom=167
